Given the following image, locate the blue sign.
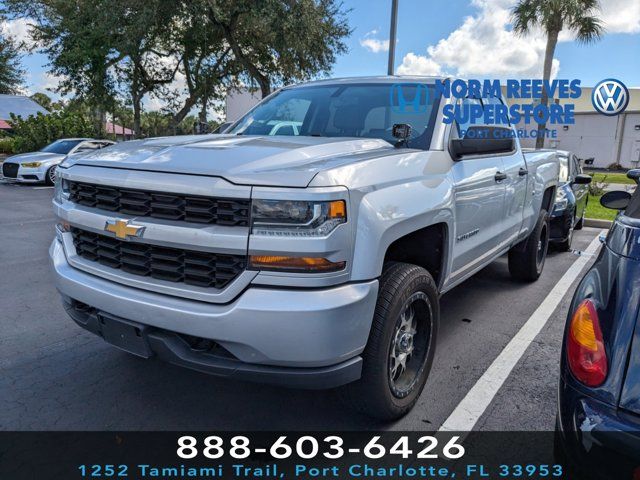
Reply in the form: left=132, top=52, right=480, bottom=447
left=390, top=83, right=429, bottom=114
left=592, top=78, right=629, bottom=116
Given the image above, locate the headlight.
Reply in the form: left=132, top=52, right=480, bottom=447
left=54, top=176, right=69, bottom=203
left=21, top=161, right=42, bottom=168
left=553, top=189, right=569, bottom=211
left=554, top=198, right=568, bottom=210
left=251, top=199, right=346, bottom=237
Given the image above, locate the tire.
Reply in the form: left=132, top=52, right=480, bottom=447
left=556, top=214, right=575, bottom=252
left=342, top=262, right=439, bottom=421
left=45, top=165, right=57, bottom=186
left=508, top=209, right=550, bottom=282
left=575, top=201, right=586, bottom=230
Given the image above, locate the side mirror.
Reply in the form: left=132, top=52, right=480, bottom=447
left=573, top=174, right=592, bottom=185
left=628, top=169, right=640, bottom=185
left=450, top=126, right=515, bottom=160
left=600, top=190, right=631, bottom=210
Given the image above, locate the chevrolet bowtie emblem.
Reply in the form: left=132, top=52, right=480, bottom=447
left=104, top=219, right=145, bottom=240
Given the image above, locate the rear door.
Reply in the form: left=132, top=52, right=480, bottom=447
left=487, top=95, right=528, bottom=243
left=449, top=97, right=507, bottom=282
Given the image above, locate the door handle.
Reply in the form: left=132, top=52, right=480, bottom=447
left=494, top=171, right=508, bottom=182
left=518, top=168, right=528, bottom=176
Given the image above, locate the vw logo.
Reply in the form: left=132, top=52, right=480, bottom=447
left=390, top=83, right=429, bottom=114
left=592, top=78, right=629, bottom=116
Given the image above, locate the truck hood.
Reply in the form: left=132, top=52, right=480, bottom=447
left=63, top=134, right=395, bottom=187
left=5, top=151, right=65, bottom=164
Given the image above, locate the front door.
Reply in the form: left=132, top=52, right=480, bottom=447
left=448, top=98, right=507, bottom=283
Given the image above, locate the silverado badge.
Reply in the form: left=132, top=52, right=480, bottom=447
left=104, top=219, right=145, bottom=240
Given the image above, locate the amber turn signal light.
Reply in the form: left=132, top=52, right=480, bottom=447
left=328, top=200, right=346, bottom=219
left=249, top=255, right=345, bottom=272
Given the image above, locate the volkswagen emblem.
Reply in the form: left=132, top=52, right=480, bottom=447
left=592, top=78, right=629, bottom=116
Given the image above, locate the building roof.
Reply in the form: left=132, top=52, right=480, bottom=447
left=500, top=85, right=640, bottom=113
left=105, top=121, right=134, bottom=135
left=0, top=94, right=48, bottom=121
left=0, top=120, right=11, bottom=130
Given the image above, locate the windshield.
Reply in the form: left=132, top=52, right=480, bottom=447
left=228, top=83, right=440, bottom=150
left=40, top=140, right=84, bottom=154
left=558, top=155, right=569, bottom=183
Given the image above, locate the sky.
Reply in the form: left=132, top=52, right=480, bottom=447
left=2, top=0, right=639, bottom=110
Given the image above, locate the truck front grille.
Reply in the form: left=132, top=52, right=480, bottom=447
left=68, top=181, right=250, bottom=226
left=71, top=227, right=246, bottom=289
left=2, top=162, right=18, bottom=178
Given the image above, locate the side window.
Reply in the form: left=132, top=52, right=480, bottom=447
left=455, top=97, right=483, bottom=138
left=572, top=155, right=582, bottom=175
left=484, top=95, right=511, bottom=127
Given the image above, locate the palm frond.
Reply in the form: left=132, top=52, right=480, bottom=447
left=571, top=14, right=605, bottom=44
left=510, top=0, right=543, bottom=35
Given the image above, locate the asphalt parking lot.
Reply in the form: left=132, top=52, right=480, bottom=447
left=0, top=180, right=603, bottom=431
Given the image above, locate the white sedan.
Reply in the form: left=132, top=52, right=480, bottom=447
left=1, top=138, right=115, bottom=185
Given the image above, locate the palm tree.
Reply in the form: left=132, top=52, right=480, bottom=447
left=511, top=0, right=604, bottom=149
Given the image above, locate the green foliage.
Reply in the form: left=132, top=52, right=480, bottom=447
left=587, top=171, right=636, bottom=185
left=586, top=194, right=617, bottom=221
left=8, top=111, right=97, bottom=153
left=30, top=92, right=64, bottom=112
left=588, top=176, right=608, bottom=196
left=4, top=0, right=350, bottom=135
left=511, top=0, right=604, bottom=42
left=0, top=137, right=16, bottom=154
left=0, top=30, right=25, bottom=94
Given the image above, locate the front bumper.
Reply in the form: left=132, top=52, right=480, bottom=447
left=1, top=163, right=47, bottom=182
left=50, top=239, right=378, bottom=386
left=557, top=380, right=640, bottom=479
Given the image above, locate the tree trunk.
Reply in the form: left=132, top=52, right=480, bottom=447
left=132, top=95, right=142, bottom=140
left=170, top=96, right=198, bottom=130
left=536, top=28, right=559, bottom=149
left=256, top=73, right=271, bottom=99
left=199, top=96, right=208, bottom=123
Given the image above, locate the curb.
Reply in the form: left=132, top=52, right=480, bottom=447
left=585, top=218, right=613, bottom=228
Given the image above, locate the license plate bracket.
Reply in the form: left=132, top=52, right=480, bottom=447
left=98, top=314, right=153, bottom=358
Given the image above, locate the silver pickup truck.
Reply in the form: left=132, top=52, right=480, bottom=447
left=50, top=77, right=558, bottom=419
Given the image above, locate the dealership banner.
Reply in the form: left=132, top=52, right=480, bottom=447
left=0, top=431, right=637, bottom=479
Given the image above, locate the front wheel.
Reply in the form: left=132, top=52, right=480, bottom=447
left=45, top=165, right=57, bottom=186
left=342, top=262, right=439, bottom=421
left=508, top=209, right=550, bottom=282
left=575, top=201, right=586, bottom=230
left=556, top=214, right=575, bottom=252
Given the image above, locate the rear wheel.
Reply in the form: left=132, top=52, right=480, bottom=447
left=343, top=262, right=439, bottom=421
left=508, top=209, right=550, bottom=281
left=45, top=165, right=57, bottom=186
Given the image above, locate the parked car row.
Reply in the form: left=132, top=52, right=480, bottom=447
left=1, top=138, right=115, bottom=185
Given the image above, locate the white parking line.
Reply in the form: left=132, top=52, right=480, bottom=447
left=33, top=186, right=54, bottom=190
left=439, top=231, right=606, bottom=432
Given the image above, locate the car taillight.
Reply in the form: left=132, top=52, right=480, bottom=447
left=567, top=299, right=608, bottom=387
